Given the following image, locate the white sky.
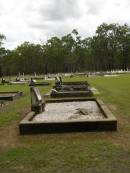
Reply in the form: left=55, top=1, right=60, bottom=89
left=0, top=0, right=130, bottom=49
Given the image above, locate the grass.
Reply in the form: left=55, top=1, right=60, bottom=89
left=0, top=141, right=130, bottom=173
left=0, top=82, right=53, bottom=127
left=0, top=74, right=130, bottom=173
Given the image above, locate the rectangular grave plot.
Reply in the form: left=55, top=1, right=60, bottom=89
left=54, top=81, right=89, bottom=91
left=29, top=82, right=50, bottom=86
left=51, top=90, right=93, bottom=98
left=19, top=98, right=117, bottom=134
left=62, top=81, right=89, bottom=85
left=0, top=91, right=23, bottom=101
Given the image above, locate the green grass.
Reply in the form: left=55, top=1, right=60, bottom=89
left=0, top=141, right=130, bottom=173
left=87, top=74, right=130, bottom=117
left=0, top=74, right=130, bottom=173
left=0, top=82, right=53, bottom=127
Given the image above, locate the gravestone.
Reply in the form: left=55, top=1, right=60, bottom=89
left=30, top=87, right=45, bottom=113
left=1, top=78, right=9, bottom=84
left=30, top=78, right=35, bottom=86
left=1, top=78, right=5, bottom=84
left=59, top=76, right=62, bottom=84
left=16, top=77, right=20, bottom=82
left=55, top=76, right=61, bottom=86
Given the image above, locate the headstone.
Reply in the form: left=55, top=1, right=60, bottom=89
left=30, top=78, right=35, bottom=85
left=55, top=76, right=61, bottom=86
left=34, top=72, right=36, bottom=77
left=59, top=76, right=62, bottom=84
left=51, top=89, right=58, bottom=94
left=30, top=87, right=45, bottom=113
left=22, top=72, right=24, bottom=79
left=1, top=78, right=5, bottom=84
left=16, top=76, right=20, bottom=81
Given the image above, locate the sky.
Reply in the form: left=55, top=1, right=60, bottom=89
left=0, top=0, right=130, bottom=49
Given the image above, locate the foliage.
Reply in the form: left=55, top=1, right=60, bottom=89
left=1, top=23, right=130, bottom=75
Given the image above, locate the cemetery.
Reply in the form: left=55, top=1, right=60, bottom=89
left=1, top=15, right=130, bottom=172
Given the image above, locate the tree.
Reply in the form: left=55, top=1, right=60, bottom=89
left=0, top=34, right=6, bottom=76
left=2, top=23, right=130, bottom=75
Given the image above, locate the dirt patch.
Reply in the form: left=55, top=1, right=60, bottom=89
left=0, top=106, right=30, bottom=149
left=0, top=123, right=19, bottom=148
left=109, top=104, right=118, bottom=112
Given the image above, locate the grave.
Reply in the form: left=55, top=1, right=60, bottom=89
left=49, top=77, right=93, bottom=97
left=31, top=76, right=44, bottom=80
left=44, top=74, right=56, bottom=81
left=50, top=89, right=92, bottom=97
left=1, top=78, right=10, bottom=85
left=29, top=78, right=50, bottom=86
left=19, top=87, right=117, bottom=134
left=0, top=91, right=23, bottom=101
left=9, top=81, right=27, bottom=85
left=9, top=77, right=29, bottom=85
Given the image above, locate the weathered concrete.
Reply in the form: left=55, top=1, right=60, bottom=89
left=33, top=101, right=104, bottom=122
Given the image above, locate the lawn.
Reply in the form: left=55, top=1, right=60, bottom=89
left=0, top=74, right=130, bottom=173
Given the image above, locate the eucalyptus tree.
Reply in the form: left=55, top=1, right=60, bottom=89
left=116, top=24, right=130, bottom=70
left=90, top=23, right=130, bottom=71
left=61, top=32, right=76, bottom=72
left=43, top=37, right=64, bottom=73
left=2, top=42, right=44, bottom=75
left=1, top=23, right=130, bottom=75
left=0, top=34, right=6, bottom=76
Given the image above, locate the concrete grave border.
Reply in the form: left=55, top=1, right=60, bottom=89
left=29, top=82, right=50, bottom=86
left=50, top=81, right=93, bottom=97
left=19, top=97, right=117, bottom=135
left=0, top=91, right=23, bottom=101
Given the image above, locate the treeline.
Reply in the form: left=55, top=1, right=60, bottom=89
left=0, top=23, right=130, bottom=76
